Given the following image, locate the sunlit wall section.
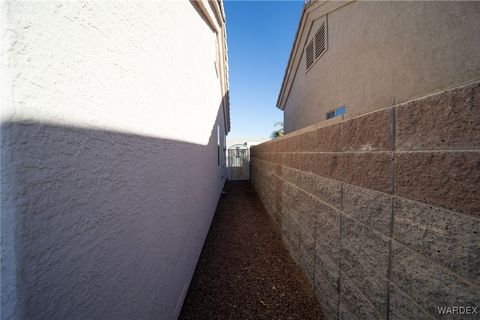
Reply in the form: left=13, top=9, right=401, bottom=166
left=3, top=1, right=229, bottom=145
left=1, top=1, right=230, bottom=320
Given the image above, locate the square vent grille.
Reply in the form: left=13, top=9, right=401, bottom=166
left=305, top=21, right=327, bottom=71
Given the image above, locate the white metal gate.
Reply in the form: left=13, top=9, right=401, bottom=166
left=227, top=144, right=249, bottom=180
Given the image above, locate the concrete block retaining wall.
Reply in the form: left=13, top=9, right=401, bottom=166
left=250, top=82, right=480, bottom=320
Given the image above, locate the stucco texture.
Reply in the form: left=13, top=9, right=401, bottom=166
left=282, top=1, right=480, bottom=133
left=1, top=1, right=228, bottom=319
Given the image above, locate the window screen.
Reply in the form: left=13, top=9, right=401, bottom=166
left=326, top=106, right=346, bottom=120
left=335, top=106, right=346, bottom=117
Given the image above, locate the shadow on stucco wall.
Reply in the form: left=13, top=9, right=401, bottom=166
left=1, top=118, right=227, bottom=320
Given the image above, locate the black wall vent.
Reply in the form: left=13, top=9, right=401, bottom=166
left=305, top=20, right=327, bottom=72
left=305, top=40, right=314, bottom=70
left=315, top=23, right=326, bottom=58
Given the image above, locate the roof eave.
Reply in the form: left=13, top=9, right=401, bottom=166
left=276, top=3, right=308, bottom=110
left=276, top=1, right=354, bottom=111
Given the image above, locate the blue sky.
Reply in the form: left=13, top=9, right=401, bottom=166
left=224, top=1, right=303, bottom=139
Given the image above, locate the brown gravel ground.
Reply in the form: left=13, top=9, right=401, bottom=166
left=179, top=181, right=323, bottom=320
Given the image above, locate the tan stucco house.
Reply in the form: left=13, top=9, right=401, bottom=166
left=249, top=1, right=480, bottom=319
left=278, top=1, right=480, bottom=132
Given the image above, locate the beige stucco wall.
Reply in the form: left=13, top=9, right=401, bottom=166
left=282, top=1, right=480, bottom=132
left=1, top=1, right=228, bottom=319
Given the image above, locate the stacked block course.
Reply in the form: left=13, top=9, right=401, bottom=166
left=250, top=82, right=480, bottom=320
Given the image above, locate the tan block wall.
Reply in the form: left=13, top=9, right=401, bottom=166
left=251, top=82, right=480, bottom=320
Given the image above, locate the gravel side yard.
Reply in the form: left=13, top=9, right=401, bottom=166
left=179, top=181, right=323, bottom=320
